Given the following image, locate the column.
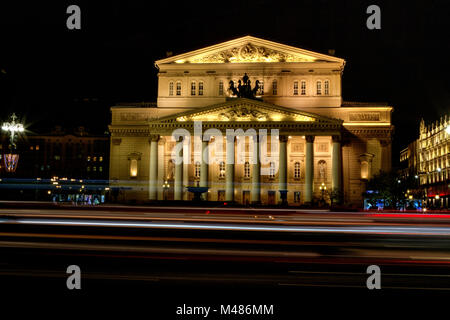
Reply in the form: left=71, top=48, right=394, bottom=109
left=278, top=135, right=288, bottom=205
left=149, top=135, right=159, bottom=201
left=304, top=135, right=315, bottom=204
left=174, top=137, right=183, bottom=201
left=157, top=138, right=165, bottom=200
left=200, top=139, right=209, bottom=200
left=225, top=135, right=235, bottom=202
left=251, top=135, right=261, bottom=204
left=331, top=135, right=343, bottom=203
left=182, top=138, right=190, bottom=200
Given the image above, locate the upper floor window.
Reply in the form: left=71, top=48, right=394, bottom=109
left=258, top=81, right=264, bottom=95
left=198, top=81, right=204, bottom=96
left=272, top=80, right=277, bottom=95
left=219, top=161, right=225, bottom=178
left=269, top=162, right=276, bottom=179
left=219, top=80, right=224, bottom=96
left=169, top=81, right=174, bottom=96
left=244, top=161, right=250, bottom=178
left=194, top=161, right=201, bottom=178
left=301, top=80, right=306, bottom=95
left=316, top=81, right=322, bottom=95
left=324, top=80, right=330, bottom=95
left=294, top=162, right=301, bottom=179
left=190, top=81, right=196, bottom=96
left=293, top=81, right=299, bottom=95
left=176, top=81, right=181, bottom=96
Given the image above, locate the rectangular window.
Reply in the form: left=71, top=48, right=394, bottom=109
left=219, top=80, right=224, bottom=96
left=244, top=162, right=250, bottom=178
left=176, top=81, right=181, bottom=96
left=198, top=81, right=204, bottom=95
left=259, top=81, right=264, bottom=95
left=301, top=80, right=306, bottom=95
left=169, top=82, right=174, bottom=96
left=324, top=80, right=329, bottom=95
left=294, top=191, right=301, bottom=203
left=190, top=82, right=196, bottom=96
left=272, top=80, right=277, bottom=95
left=130, top=159, right=138, bottom=177
left=293, top=81, right=299, bottom=95
left=316, top=81, right=322, bottom=95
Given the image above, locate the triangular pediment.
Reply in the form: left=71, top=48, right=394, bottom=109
left=155, top=36, right=345, bottom=65
left=153, top=99, right=342, bottom=124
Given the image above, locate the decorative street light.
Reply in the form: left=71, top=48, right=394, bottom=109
left=2, top=113, right=24, bottom=173
left=319, top=182, right=327, bottom=202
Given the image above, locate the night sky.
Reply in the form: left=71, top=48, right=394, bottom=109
left=0, top=0, right=449, bottom=165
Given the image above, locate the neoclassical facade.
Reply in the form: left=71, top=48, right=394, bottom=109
left=109, top=36, right=393, bottom=206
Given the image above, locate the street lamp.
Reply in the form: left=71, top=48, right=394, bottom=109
left=319, top=182, right=327, bottom=202
left=162, top=180, right=170, bottom=200
left=2, top=113, right=24, bottom=173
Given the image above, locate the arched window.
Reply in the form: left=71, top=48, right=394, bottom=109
left=244, top=161, right=250, bottom=178
left=272, top=80, right=277, bottom=95
left=218, top=80, right=224, bottom=96
left=198, top=81, right=204, bottom=95
left=293, top=81, right=299, bottom=95
left=316, top=80, right=322, bottom=95
left=269, top=162, right=276, bottom=179
left=258, top=81, right=264, bottom=95
left=324, top=80, right=330, bottom=95
left=219, top=161, right=225, bottom=178
left=190, top=81, right=196, bottom=96
left=294, top=162, right=301, bottom=179
left=176, top=81, right=181, bottom=96
left=301, top=80, right=306, bottom=95
left=194, top=161, right=201, bottom=178
left=169, top=81, right=174, bottom=96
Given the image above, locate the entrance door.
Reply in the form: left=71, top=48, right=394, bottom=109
left=242, top=191, right=250, bottom=205
left=217, top=190, right=225, bottom=202
left=268, top=191, right=276, bottom=205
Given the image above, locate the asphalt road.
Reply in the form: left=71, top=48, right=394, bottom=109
left=1, top=204, right=450, bottom=316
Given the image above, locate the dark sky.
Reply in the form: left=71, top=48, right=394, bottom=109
left=0, top=0, right=449, bottom=164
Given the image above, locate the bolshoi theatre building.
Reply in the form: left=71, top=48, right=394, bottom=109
left=108, top=36, right=393, bottom=206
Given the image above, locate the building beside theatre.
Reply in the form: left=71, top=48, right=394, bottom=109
left=109, top=36, right=393, bottom=206
left=400, top=116, right=450, bottom=208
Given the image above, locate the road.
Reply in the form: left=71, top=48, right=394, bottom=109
left=1, top=203, right=450, bottom=316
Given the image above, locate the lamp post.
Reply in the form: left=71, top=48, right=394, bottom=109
left=162, top=180, right=170, bottom=200
left=2, top=113, right=24, bottom=173
left=319, top=182, right=327, bottom=204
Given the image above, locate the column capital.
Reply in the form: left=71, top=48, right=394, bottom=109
left=332, top=135, right=342, bottom=143
left=149, top=134, right=160, bottom=142
left=279, top=135, right=289, bottom=143
left=305, top=135, right=315, bottom=143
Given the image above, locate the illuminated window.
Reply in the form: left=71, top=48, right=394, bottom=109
left=269, top=162, right=276, bottom=179
left=93, top=157, right=97, bottom=162
left=294, top=162, right=301, bottom=179
left=190, top=81, right=196, bottom=96
left=258, top=81, right=264, bottom=95
left=198, top=81, right=204, bottom=95
left=176, top=81, right=181, bottom=96
left=130, top=159, right=138, bottom=177
left=324, top=80, right=330, bottom=95
left=244, top=161, right=250, bottom=178
left=93, top=166, right=97, bottom=171
left=293, top=81, right=298, bottom=95
left=301, top=80, right=306, bottom=95
left=219, top=80, right=224, bottom=96
left=36, top=145, right=39, bottom=151
left=87, top=156, right=91, bottom=162
left=87, top=166, right=91, bottom=172
left=219, top=161, right=225, bottom=178
left=99, top=166, right=103, bottom=172
left=194, top=161, right=201, bottom=178
left=316, top=81, right=322, bottom=95
left=30, top=146, right=34, bottom=150
left=99, top=156, right=103, bottom=162
left=272, top=80, right=277, bottom=95
left=169, top=81, right=174, bottom=96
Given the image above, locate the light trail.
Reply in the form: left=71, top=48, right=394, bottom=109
left=3, top=218, right=450, bottom=236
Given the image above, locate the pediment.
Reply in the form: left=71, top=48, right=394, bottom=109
left=155, top=36, right=345, bottom=65
left=153, top=99, right=342, bottom=124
